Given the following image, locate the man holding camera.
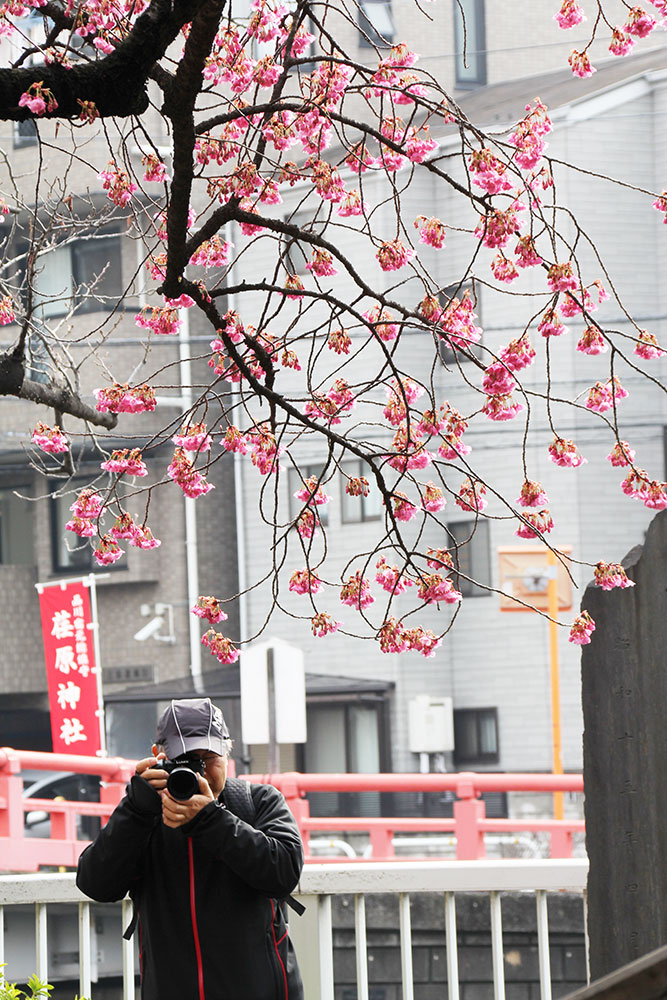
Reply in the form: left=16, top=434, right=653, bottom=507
left=76, top=697, right=304, bottom=999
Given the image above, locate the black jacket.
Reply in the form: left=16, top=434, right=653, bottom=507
left=76, top=775, right=304, bottom=1000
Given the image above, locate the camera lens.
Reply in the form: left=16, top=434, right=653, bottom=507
left=167, top=767, right=200, bottom=800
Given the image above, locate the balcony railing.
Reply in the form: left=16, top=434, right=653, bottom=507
left=0, top=748, right=585, bottom=869
left=0, top=859, right=589, bottom=1000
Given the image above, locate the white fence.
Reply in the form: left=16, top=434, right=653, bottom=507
left=0, top=859, right=589, bottom=999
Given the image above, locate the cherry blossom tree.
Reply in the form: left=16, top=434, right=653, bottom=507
left=0, top=0, right=665, bottom=664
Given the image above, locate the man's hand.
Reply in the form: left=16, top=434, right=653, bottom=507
left=160, top=773, right=215, bottom=828
left=136, top=753, right=168, bottom=792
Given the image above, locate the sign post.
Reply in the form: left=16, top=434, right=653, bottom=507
left=498, top=547, right=572, bottom=820
left=240, top=638, right=307, bottom=771
left=36, top=574, right=107, bottom=756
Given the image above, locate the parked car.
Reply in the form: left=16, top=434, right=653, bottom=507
left=22, top=770, right=101, bottom=839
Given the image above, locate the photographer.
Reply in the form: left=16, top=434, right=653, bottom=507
left=76, top=698, right=304, bottom=1000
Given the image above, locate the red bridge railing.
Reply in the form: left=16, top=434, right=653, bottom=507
left=0, top=748, right=584, bottom=871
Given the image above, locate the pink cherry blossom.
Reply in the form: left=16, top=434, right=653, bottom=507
left=346, top=476, right=370, bottom=498
left=422, top=482, right=446, bottom=513
left=70, top=489, right=104, bottom=520
left=621, top=468, right=649, bottom=499
left=364, top=305, right=400, bottom=343
left=167, top=448, right=214, bottom=498
left=482, top=394, right=524, bottom=421
left=376, top=239, right=414, bottom=272
left=172, top=422, right=212, bottom=452
left=468, top=148, right=514, bottom=194
left=547, top=261, right=579, bottom=293
left=577, top=326, right=608, bottom=355
left=338, top=190, right=368, bottom=217
left=18, top=81, right=57, bottom=116
left=127, top=524, right=161, bottom=550
left=426, top=547, right=455, bottom=571
left=311, top=613, right=340, bottom=637
left=289, top=569, right=323, bottom=596
left=549, top=437, right=587, bottom=467
left=538, top=308, right=567, bottom=338
left=475, top=206, right=523, bottom=249
left=514, top=235, right=543, bottom=268
left=306, top=249, right=337, bottom=277
left=340, top=571, right=374, bottom=609
left=594, top=561, right=635, bottom=590
left=99, top=162, right=137, bottom=207
left=625, top=6, right=656, bottom=36
left=643, top=480, right=667, bottom=510
left=508, top=99, right=552, bottom=170
left=653, top=191, right=667, bottom=223
left=438, top=289, right=483, bottom=352
left=634, top=330, right=665, bottom=359
left=414, top=216, right=446, bottom=249
left=500, top=338, right=536, bottom=371
left=585, top=381, right=614, bottom=413
left=568, top=49, right=596, bottom=78
left=491, top=254, right=519, bottom=283
left=378, top=617, right=408, bottom=654
left=402, top=625, right=443, bottom=657
left=66, top=516, right=96, bottom=537
left=32, top=421, right=69, bottom=454
left=417, top=573, right=462, bottom=605
left=142, top=153, right=168, bottom=183
left=483, top=362, right=516, bottom=398
left=95, top=383, right=157, bottom=414
left=221, top=425, right=248, bottom=455
left=109, top=513, right=136, bottom=540
left=609, top=27, right=636, bottom=55
left=294, top=475, right=331, bottom=506
left=328, top=328, right=352, bottom=354
left=515, top=509, right=554, bottom=538
left=94, top=534, right=124, bottom=566
left=517, top=479, right=549, bottom=507
left=201, top=629, right=239, bottom=664
left=607, top=441, right=635, bottom=467
left=392, top=491, right=421, bottom=522
left=101, top=448, right=148, bottom=476
left=375, top=556, right=413, bottom=595
left=554, top=0, right=585, bottom=29
left=568, top=610, right=596, bottom=645
left=456, top=479, right=487, bottom=512
left=0, top=295, right=15, bottom=325
left=296, top=508, right=320, bottom=540
left=189, top=235, right=233, bottom=268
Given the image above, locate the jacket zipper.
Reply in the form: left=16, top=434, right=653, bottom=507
left=188, top=837, right=206, bottom=1000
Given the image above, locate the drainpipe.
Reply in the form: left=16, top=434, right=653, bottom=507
left=178, top=304, right=204, bottom=694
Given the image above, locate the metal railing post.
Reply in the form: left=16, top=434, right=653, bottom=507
left=317, top=894, right=335, bottom=1000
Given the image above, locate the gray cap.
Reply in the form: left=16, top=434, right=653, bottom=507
left=156, top=698, right=230, bottom=758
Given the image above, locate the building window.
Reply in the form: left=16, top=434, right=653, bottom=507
left=358, top=0, right=394, bottom=48
left=454, top=0, right=487, bottom=88
left=14, top=119, right=38, bottom=148
left=438, top=281, right=483, bottom=364
left=446, top=519, right=491, bottom=597
left=50, top=482, right=125, bottom=573
left=453, top=707, right=498, bottom=764
left=288, top=463, right=330, bottom=526
left=302, top=701, right=385, bottom=816
left=31, top=233, right=122, bottom=320
left=340, top=459, right=382, bottom=524
left=0, top=486, right=35, bottom=564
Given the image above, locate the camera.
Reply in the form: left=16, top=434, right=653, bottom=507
left=156, top=754, right=206, bottom=800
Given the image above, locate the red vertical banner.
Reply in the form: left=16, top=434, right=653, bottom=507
left=38, top=580, right=102, bottom=755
